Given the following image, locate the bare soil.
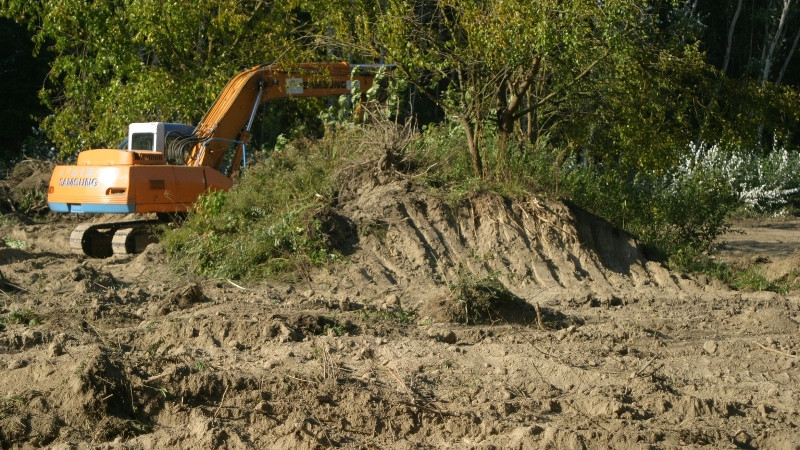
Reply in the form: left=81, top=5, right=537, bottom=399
left=1, top=168, right=799, bottom=449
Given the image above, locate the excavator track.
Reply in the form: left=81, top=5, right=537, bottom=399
left=70, top=219, right=160, bottom=258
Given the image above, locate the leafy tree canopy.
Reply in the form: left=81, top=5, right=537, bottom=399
left=1, top=0, right=331, bottom=156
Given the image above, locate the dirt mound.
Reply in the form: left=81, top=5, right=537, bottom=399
left=0, top=160, right=52, bottom=216
left=764, top=251, right=800, bottom=285
left=315, top=175, right=690, bottom=314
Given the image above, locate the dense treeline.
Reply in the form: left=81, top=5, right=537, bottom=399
left=1, top=1, right=798, bottom=164
left=2, top=1, right=800, bottom=268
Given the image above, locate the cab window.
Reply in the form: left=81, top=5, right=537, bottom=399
left=131, top=133, right=155, bottom=151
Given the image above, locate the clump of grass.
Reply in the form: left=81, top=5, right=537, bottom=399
left=3, top=237, right=30, bottom=249
left=446, top=272, right=526, bottom=325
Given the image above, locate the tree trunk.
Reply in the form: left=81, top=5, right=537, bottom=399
left=495, top=60, right=540, bottom=169
left=461, top=116, right=483, bottom=178
left=723, top=0, right=743, bottom=73
left=776, top=24, right=800, bottom=84
left=762, top=0, right=793, bottom=84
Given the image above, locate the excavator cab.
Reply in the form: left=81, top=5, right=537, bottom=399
left=124, top=122, right=196, bottom=153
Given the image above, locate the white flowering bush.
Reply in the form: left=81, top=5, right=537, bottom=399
left=682, top=142, right=800, bottom=213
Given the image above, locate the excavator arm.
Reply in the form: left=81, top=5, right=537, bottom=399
left=179, top=62, right=381, bottom=174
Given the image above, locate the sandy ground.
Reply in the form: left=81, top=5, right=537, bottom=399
left=1, top=172, right=800, bottom=449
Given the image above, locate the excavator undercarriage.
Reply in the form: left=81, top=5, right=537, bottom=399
left=69, top=217, right=163, bottom=258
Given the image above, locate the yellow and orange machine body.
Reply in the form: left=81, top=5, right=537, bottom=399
left=48, top=149, right=231, bottom=214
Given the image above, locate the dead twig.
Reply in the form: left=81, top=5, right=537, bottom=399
left=753, top=341, right=799, bottom=359
left=534, top=302, right=546, bottom=330
left=631, top=354, right=660, bottom=378
left=225, top=279, right=248, bottom=290
left=287, top=374, right=318, bottom=385
left=213, top=385, right=229, bottom=419
left=144, top=371, right=172, bottom=383
left=386, top=367, right=415, bottom=397
left=0, top=280, right=29, bottom=293
left=527, top=338, right=571, bottom=367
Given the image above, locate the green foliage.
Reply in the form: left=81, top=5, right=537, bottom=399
left=162, top=140, right=341, bottom=280
left=537, top=148, right=739, bottom=269
left=2, top=308, right=40, bottom=327
left=3, top=237, right=30, bottom=250
left=357, top=307, right=417, bottom=325
left=695, top=259, right=799, bottom=294
left=1, top=0, right=336, bottom=156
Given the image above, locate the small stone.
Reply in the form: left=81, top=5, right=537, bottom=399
left=441, top=331, right=457, bottom=344
left=385, top=293, right=401, bottom=309
left=262, top=360, right=278, bottom=369
left=758, top=403, right=770, bottom=419
left=767, top=388, right=779, bottom=397
left=555, top=328, right=568, bottom=341
left=7, top=359, right=27, bottom=370
left=703, top=340, right=718, bottom=355
left=228, top=339, right=241, bottom=349
left=255, top=401, right=270, bottom=412
left=358, top=347, right=374, bottom=359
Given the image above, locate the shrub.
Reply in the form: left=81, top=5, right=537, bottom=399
left=445, top=272, right=531, bottom=325
left=161, top=140, right=341, bottom=280
left=540, top=140, right=800, bottom=269
left=550, top=151, right=738, bottom=269
left=683, top=142, right=800, bottom=213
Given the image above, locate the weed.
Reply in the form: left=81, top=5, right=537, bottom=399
left=14, top=188, right=48, bottom=215
left=695, top=258, right=798, bottom=293
left=322, top=323, right=347, bottom=336
left=126, top=420, right=154, bottom=434
left=162, top=143, right=342, bottom=280
left=360, top=219, right=389, bottom=243
left=2, top=308, right=40, bottom=326
left=3, top=237, right=29, bottom=250
left=194, top=360, right=209, bottom=372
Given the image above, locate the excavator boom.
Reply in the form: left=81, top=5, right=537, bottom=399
left=183, top=62, right=379, bottom=174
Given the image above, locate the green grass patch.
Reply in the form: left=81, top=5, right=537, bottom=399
left=695, top=258, right=799, bottom=293
left=446, top=272, right=530, bottom=325
left=3, top=237, right=29, bottom=249
left=162, top=140, right=343, bottom=280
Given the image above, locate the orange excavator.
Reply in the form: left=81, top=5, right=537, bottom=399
left=47, top=62, right=385, bottom=258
